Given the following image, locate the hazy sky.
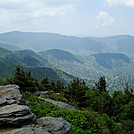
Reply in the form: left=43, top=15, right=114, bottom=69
left=0, top=0, right=134, bottom=37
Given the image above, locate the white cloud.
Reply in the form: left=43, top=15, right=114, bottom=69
left=95, top=11, right=115, bottom=28
left=104, top=0, right=134, bottom=8
left=0, top=0, right=84, bottom=24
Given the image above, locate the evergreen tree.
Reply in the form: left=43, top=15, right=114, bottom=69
left=40, top=76, right=50, bottom=91
left=124, top=83, right=134, bottom=98
left=111, top=91, right=129, bottom=122
left=96, top=92, right=111, bottom=115
left=64, top=78, right=88, bottom=108
left=55, top=80, right=62, bottom=92
left=50, top=80, right=55, bottom=91
left=95, top=76, right=107, bottom=93
left=13, top=65, right=38, bottom=92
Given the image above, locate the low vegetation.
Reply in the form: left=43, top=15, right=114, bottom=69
left=0, top=66, right=134, bottom=133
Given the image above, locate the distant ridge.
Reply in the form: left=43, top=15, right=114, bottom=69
left=39, top=49, right=81, bottom=63
left=0, top=31, right=134, bottom=55
left=0, top=42, right=20, bottom=51
left=92, top=53, right=130, bottom=69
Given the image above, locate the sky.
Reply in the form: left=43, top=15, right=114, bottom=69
left=0, top=0, right=134, bottom=37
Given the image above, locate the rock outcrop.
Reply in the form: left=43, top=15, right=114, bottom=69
left=0, top=124, right=51, bottom=134
left=38, top=98, right=76, bottom=110
left=0, top=104, right=34, bottom=125
left=0, top=85, right=22, bottom=105
left=0, top=85, right=72, bottom=134
left=37, top=117, right=72, bottom=134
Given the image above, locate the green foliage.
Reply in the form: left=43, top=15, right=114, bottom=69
left=64, top=78, right=88, bottom=108
left=95, top=76, right=107, bottom=93
left=0, top=78, right=5, bottom=85
left=85, top=87, right=100, bottom=110
left=20, top=75, right=134, bottom=134
left=121, top=100, right=134, bottom=120
left=54, top=80, right=64, bottom=92
left=121, top=120, right=134, bottom=132
left=0, top=61, right=16, bottom=78
left=47, top=110, right=103, bottom=133
left=96, top=92, right=111, bottom=115
left=92, top=53, right=130, bottom=69
left=6, top=65, right=39, bottom=92
left=40, top=76, right=50, bottom=91
left=111, top=91, right=129, bottom=122
left=101, top=114, right=122, bottom=134
left=21, top=91, right=59, bottom=118
left=42, top=49, right=81, bottom=62
left=0, top=47, right=44, bottom=67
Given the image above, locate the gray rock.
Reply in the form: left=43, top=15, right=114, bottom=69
left=37, top=117, right=72, bottom=134
left=0, top=85, right=72, bottom=134
left=0, top=125, right=51, bottom=134
left=0, top=85, right=22, bottom=104
left=0, top=104, right=34, bottom=125
left=0, top=98, right=6, bottom=105
left=0, top=127, right=34, bottom=134
left=38, top=98, right=76, bottom=110
left=25, top=100, right=30, bottom=104
left=34, top=91, right=49, bottom=96
left=34, top=125, right=51, bottom=134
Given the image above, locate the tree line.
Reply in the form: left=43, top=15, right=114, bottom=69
left=0, top=65, right=134, bottom=132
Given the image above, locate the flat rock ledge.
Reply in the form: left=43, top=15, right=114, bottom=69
left=0, top=104, right=34, bottom=125
left=0, top=85, right=22, bottom=105
left=0, top=85, right=72, bottom=134
left=37, top=117, right=72, bottom=134
left=38, top=98, right=76, bottom=110
left=0, top=124, right=50, bottom=134
left=0, top=117, right=72, bottom=134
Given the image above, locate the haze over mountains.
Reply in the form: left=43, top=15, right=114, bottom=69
left=0, top=31, right=134, bottom=55
left=0, top=31, right=134, bottom=93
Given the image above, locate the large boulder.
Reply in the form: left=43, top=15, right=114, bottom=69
left=0, top=125, right=50, bottom=134
left=38, top=98, right=76, bottom=110
left=0, top=85, right=22, bottom=105
left=0, top=85, right=72, bottom=134
left=37, top=117, right=72, bottom=134
left=0, top=104, right=34, bottom=125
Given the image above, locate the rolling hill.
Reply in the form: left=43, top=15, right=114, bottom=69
left=91, top=53, right=130, bottom=69
left=0, top=31, right=106, bottom=54
left=0, top=48, right=74, bottom=84
left=90, top=35, right=134, bottom=55
left=0, top=42, right=20, bottom=51
left=38, top=49, right=134, bottom=80
left=0, top=31, right=134, bottom=55
left=39, top=49, right=81, bottom=63
left=0, top=47, right=48, bottom=67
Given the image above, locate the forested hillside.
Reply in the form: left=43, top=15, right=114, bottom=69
left=0, top=42, right=20, bottom=51
left=0, top=47, right=134, bottom=93
left=0, top=31, right=134, bottom=55
left=39, top=49, right=134, bottom=78
left=0, top=47, right=47, bottom=67
left=0, top=48, right=74, bottom=84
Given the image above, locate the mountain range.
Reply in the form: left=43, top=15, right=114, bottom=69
left=0, top=31, right=134, bottom=93
left=0, top=31, right=134, bottom=55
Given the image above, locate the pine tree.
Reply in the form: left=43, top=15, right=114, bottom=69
left=64, top=78, right=87, bottom=108
left=13, top=66, right=38, bottom=92
left=40, top=76, right=50, bottom=91
left=95, top=76, right=107, bottom=93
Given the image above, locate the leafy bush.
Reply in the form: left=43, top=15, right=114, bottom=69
left=121, top=120, right=134, bottom=132
left=101, top=114, right=122, bottom=134
left=21, top=91, right=59, bottom=118
left=121, top=100, right=134, bottom=120
left=47, top=110, right=103, bottom=133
